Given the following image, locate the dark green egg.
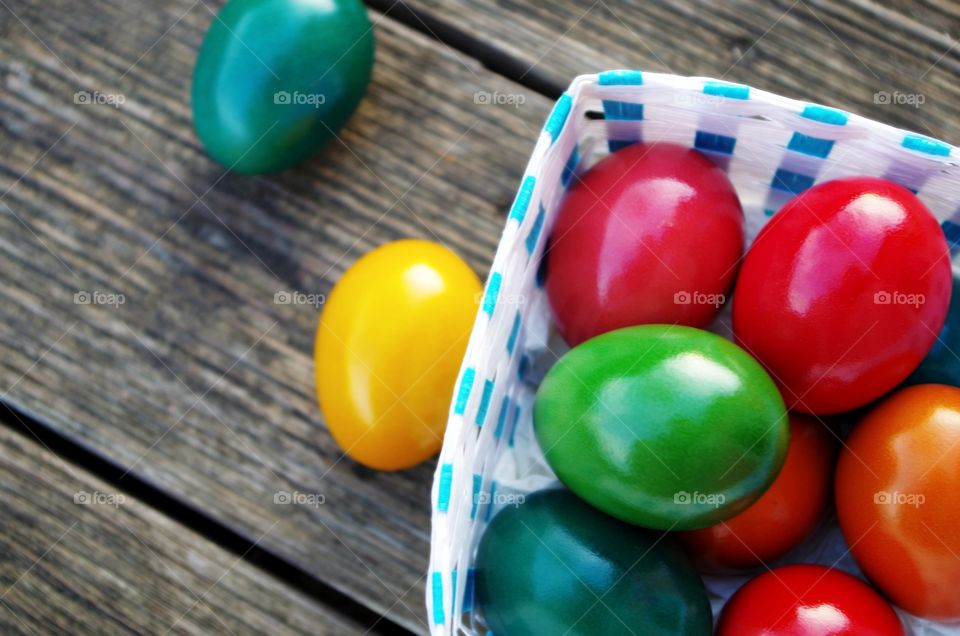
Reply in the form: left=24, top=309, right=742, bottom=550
left=904, top=273, right=960, bottom=386
left=192, top=0, right=374, bottom=173
left=475, top=489, right=713, bottom=636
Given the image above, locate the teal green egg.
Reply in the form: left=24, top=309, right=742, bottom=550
left=904, top=272, right=960, bottom=386
left=192, top=0, right=374, bottom=174
left=475, top=489, right=713, bottom=636
left=534, top=325, right=788, bottom=530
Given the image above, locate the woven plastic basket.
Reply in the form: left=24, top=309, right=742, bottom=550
left=426, top=71, right=960, bottom=636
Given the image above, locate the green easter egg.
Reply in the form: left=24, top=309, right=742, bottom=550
left=476, top=489, right=713, bottom=636
left=192, top=0, right=374, bottom=173
left=534, top=325, right=788, bottom=530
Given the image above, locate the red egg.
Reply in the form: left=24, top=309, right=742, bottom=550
left=717, top=565, right=904, bottom=636
left=733, top=177, right=950, bottom=414
left=545, top=142, right=744, bottom=346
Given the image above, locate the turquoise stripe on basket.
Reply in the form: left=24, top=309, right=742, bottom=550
left=545, top=93, right=573, bottom=142
left=562, top=146, right=580, bottom=187
left=902, top=134, right=951, bottom=157
left=463, top=568, right=476, bottom=613
left=437, top=463, right=453, bottom=512
left=451, top=569, right=458, bottom=618
left=603, top=100, right=644, bottom=156
left=771, top=168, right=815, bottom=194
left=525, top=204, right=546, bottom=255
left=509, top=404, right=521, bottom=447
left=599, top=69, right=643, bottom=85
left=471, top=473, right=482, bottom=519
left=475, top=379, right=494, bottom=426
left=506, top=311, right=521, bottom=355
left=602, top=101, right=644, bottom=120
left=509, top=176, right=536, bottom=222
left=450, top=569, right=457, bottom=617
left=483, top=273, right=502, bottom=316
left=703, top=81, right=749, bottom=100
left=495, top=396, right=511, bottom=438
left=694, top=131, right=736, bottom=155
left=800, top=104, right=848, bottom=125
left=432, top=572, right=445, bottom=625
left=454, top=368, right=475, bottom=415
left=787, top=132, right=835, bottom=158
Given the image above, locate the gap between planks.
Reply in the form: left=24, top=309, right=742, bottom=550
left=364, top=0, right=566, bottom=99
left=0, top=399, right=413, bottom=636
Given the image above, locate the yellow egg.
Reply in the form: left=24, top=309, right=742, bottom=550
left=315, top=240, right=482, bottom=470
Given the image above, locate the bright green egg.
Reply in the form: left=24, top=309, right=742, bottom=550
left=534, top=325, right=788, bottom=530
left=192, top=0, right=374, bottom=174
left=476, top=489, right=713, bottom=636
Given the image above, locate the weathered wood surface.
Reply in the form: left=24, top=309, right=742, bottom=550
left=0, top=425, right=366, bottom=635
left=0, top=0, right=550, bottom=631
left=4, top=0, right=960, bottom=632
left=397, top=0, right=960, bottom=142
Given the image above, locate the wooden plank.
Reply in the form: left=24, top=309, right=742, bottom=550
left=391, top=0, right=960, bottom=140
left=0, top=0, right=552, bottom=632
left=0, top=425, right=366, bottom=635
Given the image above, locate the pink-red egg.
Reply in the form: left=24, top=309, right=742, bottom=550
left=546, top=142, right=744, bottom=346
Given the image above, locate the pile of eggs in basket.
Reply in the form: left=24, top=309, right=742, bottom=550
left=475, top=142, right=960, bottom=635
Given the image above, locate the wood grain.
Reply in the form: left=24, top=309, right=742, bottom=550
left=393, top=0, right=960, bottom=142
left=0, top=0, right=551, bottom=631
left=0, top=425, right=366, bottom=635
left=7, top=0, right=958, bottom=632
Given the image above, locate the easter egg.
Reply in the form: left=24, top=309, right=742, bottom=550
left=315, top=240, right=480, bottom=470
left=905, top=273, right=960, bottom=386
left=733, top=177, right=950, bottom=414
left=716, top=565, right=904, bottom=635
left=835, top=384, right=960, bottom=620
left=545, top=142, right=744, bottom=346
left=533, top=325, right=788, bottom=530
left=192, top=0, right=374, bottom=173
left=679, top=414, right=835, bottom=570
left=476, top=489, right=712, bottom=636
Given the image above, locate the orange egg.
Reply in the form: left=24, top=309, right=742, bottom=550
left=836, top=384, right=960, bottom=620
left=679, top=414, right=835, bottom=570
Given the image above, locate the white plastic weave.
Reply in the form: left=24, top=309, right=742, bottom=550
left=426, top=71, right=960, bottom=636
